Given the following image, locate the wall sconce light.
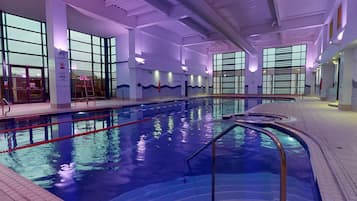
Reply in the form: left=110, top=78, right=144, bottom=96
left=135, top=57, right=145, bottom=64
left=329, top=29, right=345, bottom=46
left=181, top=65, right=188, bottom=71
left=249, top=65, right=258, bottom=73
left=337, top=30, right=344, bottom=41
left=205, top=67, right=209, bottom=74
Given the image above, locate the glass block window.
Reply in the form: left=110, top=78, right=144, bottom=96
left=262, top=44, right=306, bottom=95
left=213, top=51, right=245, bottom=94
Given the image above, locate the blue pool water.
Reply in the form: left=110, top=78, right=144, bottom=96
left=0, top=98, right=320, bottom=201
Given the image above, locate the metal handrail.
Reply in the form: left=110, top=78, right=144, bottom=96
left=185, top=122, right=287, bottom=201
left=1, top=98, right=10, bottom=116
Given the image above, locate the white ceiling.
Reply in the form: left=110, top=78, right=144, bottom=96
left=278, top=0, right=334, bottom=20
left=206, top=0, right=274, bottom=28
left=0, top=0, right=337, bottom=54
left=0, top=0, right=127, bottom=37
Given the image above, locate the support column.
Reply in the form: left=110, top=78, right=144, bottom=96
left=246, top=52, right=262, bottom=94
left=320, top=63, right=334, bottom=100
left=116, top=33, right=130, bottom=99
left=116, top=29, right=143, bottom=100
left=311, top=71, right=316, bottom=96
left=46, top=0, right=71, bottom=108
left=128, top=29, right=143, bottom=100
left=338, top=48, right=354, bottom=110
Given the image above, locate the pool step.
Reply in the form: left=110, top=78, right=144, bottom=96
left=111, top=173, right=316, bottom=201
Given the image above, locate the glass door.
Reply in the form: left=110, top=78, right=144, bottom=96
left=10, top=66, right=27, bottom=103
left=9, top=65, right=45, bottom=103
left=28, top=68, right=45, bottom=102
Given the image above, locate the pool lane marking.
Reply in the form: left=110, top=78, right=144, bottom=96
left=0, top=114, right=114, bottom=134
left=0, top=118, right=152, bottom=154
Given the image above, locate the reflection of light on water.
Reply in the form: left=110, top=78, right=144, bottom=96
left=233, top=127, right=244, bottom=148
left=168, top=116, right=174, bottom=134
left=261, top=134, right=275, bottom=149
left=263, top=128, right=302, bottom=150
left=205, top=113, right=212, bottom=122
left=55, top=162, right=75, bottom=188
left=197, top=107, right=202, bottom=120
left=153, top=118, right=162, bottom=139
left=136, top=135, right=146, bottom=161
left=181, top=121, right=189, bottom=143
left=74, top=128, right=79, bottom=134
left=204, top=122, right=213, bottom=139
left=168, top=116, right=174, bottom=141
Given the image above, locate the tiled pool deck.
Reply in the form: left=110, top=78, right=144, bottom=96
left=0, top=96, right=355, bottom=201
left=250, top=97, right=357, bottom=201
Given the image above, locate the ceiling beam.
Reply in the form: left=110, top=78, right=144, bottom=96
left=144, top=0, right=172, bottom=15
left=139, top=1, right=212, bottom=38
left=268, top=0, right=281, bottom=26
left=179, top=17, right=210, bottom=38
left=182, top=33, right=221, bottom=46
left=243, top=13, right=325, bottom=37
left=126, top=5, right=152, bottom=17
left=140, top=26, right=183, bottom=45
left=136, top=11, right=168, bottom=28
left=177, top=0, right=257, bottom=55
left=252, top=35, right=316, bottom=47
left=65, top=0, right=135, bottom=28
left=136, top=4, right=191, bottom=28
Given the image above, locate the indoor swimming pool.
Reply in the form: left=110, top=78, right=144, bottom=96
left=0, top=98, right=320, bottom=201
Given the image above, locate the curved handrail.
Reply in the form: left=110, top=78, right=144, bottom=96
left=185, top=122, right=287, bottom=201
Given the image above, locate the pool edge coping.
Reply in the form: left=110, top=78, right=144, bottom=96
left=0, top=164, right=63, bottom=201
left=0, top=95, right=296, bottom=121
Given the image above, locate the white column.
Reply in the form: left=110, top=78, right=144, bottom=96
left=46, top=0, right=71, bottom=108
left=116, top=34, right=130, bottom=99
left=128, top=29, right=143, bottom=100
left=246, top=52, right=262, bottom=94
left=320, top=63, right=334, bottom=100
left=311, top=71, right=316, bottom=95
left=338, top=49, right=354, bottom=110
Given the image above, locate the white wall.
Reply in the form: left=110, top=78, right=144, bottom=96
left=115, top=29, right=210, bottom=99
left=320, top=0, right=355, bottom=64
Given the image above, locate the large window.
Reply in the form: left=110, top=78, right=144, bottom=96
left=262, top=45, right=306, bottom=95
left=0, top=12, right=117, bottom=103
left=1, top=12, right=48, bottom=102
left=69, top=30, right=116, bottom=99
left=2, top=13, right=47, bottom=68
left=213, top=51, right=245, bottom=94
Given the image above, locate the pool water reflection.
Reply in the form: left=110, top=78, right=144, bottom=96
left=0, top=98, right=320, bottom=201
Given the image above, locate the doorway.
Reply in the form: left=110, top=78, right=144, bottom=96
left=9, top=65, right=46, bottom=103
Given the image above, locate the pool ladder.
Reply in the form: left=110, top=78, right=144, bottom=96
left=1, top=98, right=10, bottom=117
left=186, top=122, right=287, bottom=201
